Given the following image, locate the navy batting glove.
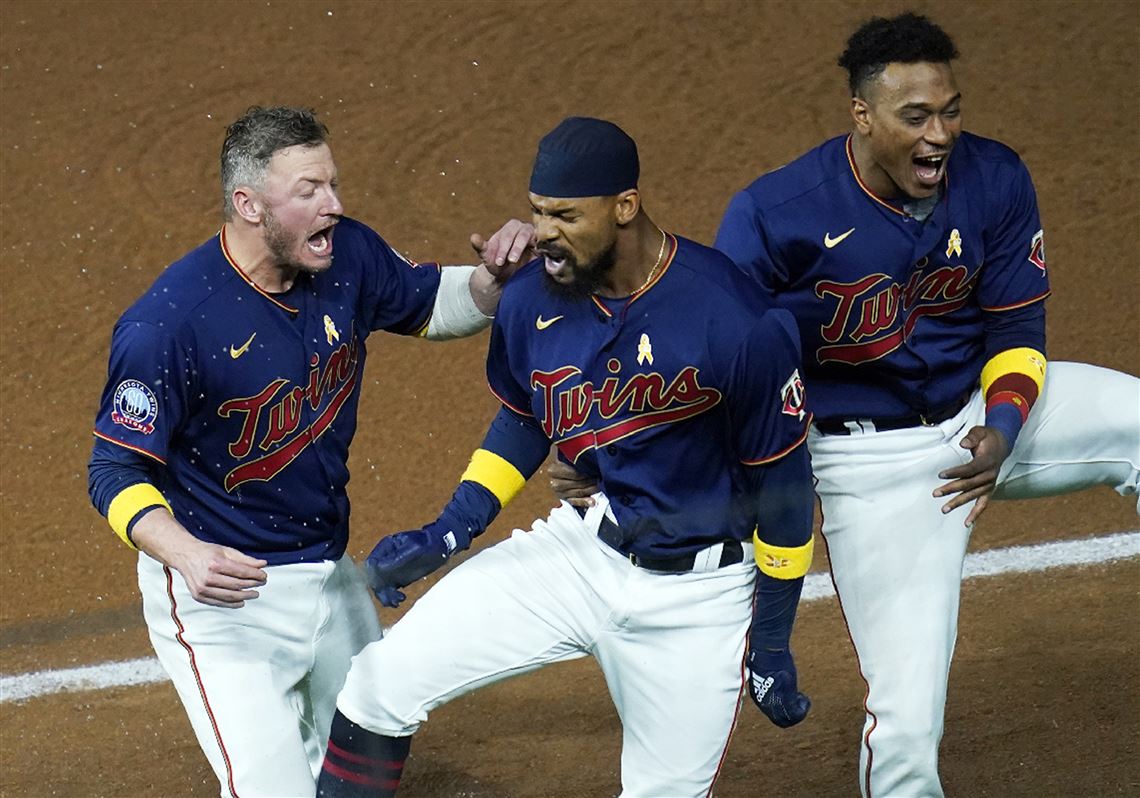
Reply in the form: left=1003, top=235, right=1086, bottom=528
left=747, top=648, right=811, bottom=728
left=364, top=518, right=468, bottom=608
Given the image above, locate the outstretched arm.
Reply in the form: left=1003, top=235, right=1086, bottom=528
left=364, top=405, right=549, bottom=606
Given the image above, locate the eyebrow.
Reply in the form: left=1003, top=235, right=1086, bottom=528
left=530, top=202, right=577, bottom=217
left=900, top=92, right=962, bottom=111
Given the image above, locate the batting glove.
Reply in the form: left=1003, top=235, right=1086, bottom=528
left=364, top=520, right=463, bottom=608
left=747, top=647, right=811, bottom=728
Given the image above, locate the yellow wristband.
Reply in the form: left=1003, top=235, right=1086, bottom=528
left=753, top=532, right=814, bottom=579
left=459, top=448, right=527, bottom=508
left=107, top=483, right=172, bottom=550
left=980, top=347, right=1046, bottom=395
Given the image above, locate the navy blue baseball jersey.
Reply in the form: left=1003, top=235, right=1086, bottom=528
left=715, top=132, right=1050, bottom=423
left=487, top=233, right=811, bottom=557
left=92, top=217, right=441, bottom=565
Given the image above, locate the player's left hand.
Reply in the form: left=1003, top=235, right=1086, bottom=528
left=746, top=648, right=811, bottom=728
left=934, top=425, right=1011, bottom=526
left=364, top=522, right=458, bottom=608
left=471, top=218, right=535, bottom=280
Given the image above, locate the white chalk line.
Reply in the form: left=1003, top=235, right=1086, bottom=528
left=2, top=531, right=1138, bottom=704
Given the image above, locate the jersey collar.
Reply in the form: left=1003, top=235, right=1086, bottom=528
left=590, top=232, right=678, bottom=317
left=219, top=226, right=300, bottom=314
left=844, top=134, right=950, bottom=218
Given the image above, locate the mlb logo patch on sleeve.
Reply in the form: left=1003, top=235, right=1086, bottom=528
left=111, top=379, right=158, bottom=434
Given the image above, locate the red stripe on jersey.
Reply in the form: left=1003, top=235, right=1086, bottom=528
left=978, top=290, right=1051, bottom=312
left=164, top=566, right=240, bottom=797
left=740, top=415, right=812, bottom=465
left=92, top=430, right=167, bottom=464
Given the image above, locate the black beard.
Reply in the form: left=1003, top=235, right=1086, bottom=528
left=540, top=241, right=617, bottom=299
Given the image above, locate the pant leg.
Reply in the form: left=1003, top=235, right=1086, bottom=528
left=592, top=551, right=755, bottom=798
left=994, top=361, right=1140, bottom=507
left=303, top=555, right=384, bottom=780
left=809, top=408, right=976, bottom=798
left=139, top=554, right=330, bottom=798
left=336, top=501, right=614, bottom=737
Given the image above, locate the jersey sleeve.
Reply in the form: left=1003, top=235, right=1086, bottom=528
left=714, top=189, right=786, bottom=298
left=355, top=224, right=444, bottom=336
left=727, top=309, right=812, bottom=466
left=485, top=312, right=533, bottom=416
left=92, top=319, right=196, bottom=463
left=976, top=157, right=1051, bottom=312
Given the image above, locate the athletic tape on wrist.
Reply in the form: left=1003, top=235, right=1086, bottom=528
left=107, top=483, right=172, bottom=549
left=753, top=533, right=814, bottom=579
left=423, top=265, right=493, bottom=340
left=460, top=448, right=526, bottom=507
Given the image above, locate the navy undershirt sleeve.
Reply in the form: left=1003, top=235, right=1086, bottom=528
left=436, top=405, right=551, bottom=549
left=744, top=443, right=814, bottom=660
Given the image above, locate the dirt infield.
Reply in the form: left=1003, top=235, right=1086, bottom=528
left=1, top=1, right=1137, bottom=796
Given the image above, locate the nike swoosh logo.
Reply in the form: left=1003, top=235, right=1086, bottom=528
left=535, top=315, right=564, bottom=330
left=230, top=332, right=256, bottom=359
left=823, top=228, right=855, bottom=248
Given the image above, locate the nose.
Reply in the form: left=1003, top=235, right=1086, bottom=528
left=325, top=188, right=344, bottom=217
left=925, top=115, right=952, bottom=147
left=534, top=215, right=559, bottom=244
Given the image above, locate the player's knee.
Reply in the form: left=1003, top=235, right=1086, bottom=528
left=337, top=641, right=432, bottom=736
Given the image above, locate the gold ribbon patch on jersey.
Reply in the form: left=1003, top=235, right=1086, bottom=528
left=323, top=314, right=340, bottom=345
left=637, top=333, right=653, bottom=366
left=946, top=228, right=963, bottom=258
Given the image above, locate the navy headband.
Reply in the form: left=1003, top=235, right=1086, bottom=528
left=529, top=117, right=639, bottom=198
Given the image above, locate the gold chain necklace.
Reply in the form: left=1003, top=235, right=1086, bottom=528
left=634, top=228, right=668, bottom=294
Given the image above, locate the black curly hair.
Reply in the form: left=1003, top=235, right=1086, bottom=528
left=838, top=13, right=959, bottom=97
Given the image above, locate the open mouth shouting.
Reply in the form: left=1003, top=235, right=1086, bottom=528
left=307, top=220, right=337, bottom=258
left=912, top=151, right=949, bottom=188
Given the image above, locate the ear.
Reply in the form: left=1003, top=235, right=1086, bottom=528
left=851, top=96, right=873, bottom=136
left=614, top=189, right=640, bottom=226
left=232, top=187, right=263, bottom=224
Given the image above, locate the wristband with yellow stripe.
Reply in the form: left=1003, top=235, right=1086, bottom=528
left=459, top=448, right=527, bottom=508
left=107, top=483, right=172, bottom=549
left=753, top=532, right=814, bottom=580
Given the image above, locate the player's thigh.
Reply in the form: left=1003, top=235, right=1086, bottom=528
left=810, top=428, right=970, bottom=681
left=595, top=562, right=754, bottom=797
left=338, top=507, right=610, bottom=735
left=996, top=361, right=1140, bottom=500
left=139, top=555, right=317, bottom=796
left=306, top=556, right=384, bottom=766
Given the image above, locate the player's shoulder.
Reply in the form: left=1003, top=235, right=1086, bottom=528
left=734, top=135, right=850, bottom=213
left=119, top=233, right=236, bottom=330
left=497, top=257, right=551, bottom=311
left=668, top=235, right=775, bottom=312
left=952, top=131, right=1031, bottom=179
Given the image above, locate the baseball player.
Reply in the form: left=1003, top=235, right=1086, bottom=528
left=710, top=14, right=1140, bottom=797
left=315, top=117, right=816, bottom=798
left=87, top=106, right=533, bottom=798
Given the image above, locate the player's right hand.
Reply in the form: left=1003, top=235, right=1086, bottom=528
left=173, top=543, right=268, bottom=609
left=546, top=458, right=599, bottom=508
left=471, top=218, right=535, bottom=275
left=364, top=523, right=456, bottom=608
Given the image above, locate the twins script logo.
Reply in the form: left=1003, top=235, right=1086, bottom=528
left=814, top=264, right=975, bottom=365
left=531, top=360, right=722, bottom=463
left=217, top=331, right=360, bottom=491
